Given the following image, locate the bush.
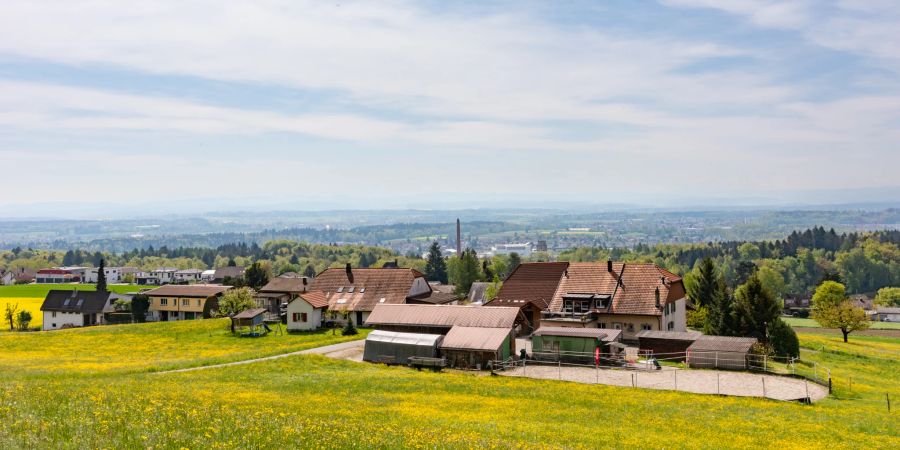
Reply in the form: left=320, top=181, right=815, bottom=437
left=342, top=317, right=358, bottom=336
left=686, top=306, right=708, bottom=330
left=768, top=318, right=799, bottom=358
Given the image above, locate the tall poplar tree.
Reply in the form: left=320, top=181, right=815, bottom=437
left=96, top=259, right=108, bottom=293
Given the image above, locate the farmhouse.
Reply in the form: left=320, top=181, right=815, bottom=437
left=256, top=275, right=310, bottom=316
left=686, top=336, right=758, bottom=370
left=364, top=303, right=518, bottom=369
left=144, top=284, right=230, bottom=321
left=286, top=291, right=329, bottom=331
left=486, top=262, right=570, bottom=333
left=542, top=261, right=688, bottom=342
left=310, top=264, right=432, bottom=326
left=636, top=330, right=702, bottom=361
left=40, top=289, right=126, bottom=330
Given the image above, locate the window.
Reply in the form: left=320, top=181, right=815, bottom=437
left=52, top=311, right=57, bottom=318
left=76, top=299, right=83, bottom=307
left=347, top=287, right=355, bottom=293
left=182, top=299, right=189, bottom=306
left=359, top=288, right=366, bottom=293
left=160, top=298, right=168, bottom=306
left=613, top=323, right=622, bottom=330
left=292, top=313, right=300, bottom=322
left=336, top=299, right=347, bottom=304
left=667, top=321, right=675, bottom=331
left=379, top=298, right=386, bottom=303
left=63, top=299, right=70, bottom=307
left=641, top=323, right=652, bottom=331
left=301, top=312, right=308, bottom=322
left=337, top=287, right=343, bottom=293
left=671, top=302, right=676, bottom=313
left=172, top=312, right=179, bottom=318
left=598, top=323, right=607, bottom=329
left=627, top=323, right=635, bottom=332
left=196, top=299, right=201, bottom=306
left=664, top=304, right=669, bottom=315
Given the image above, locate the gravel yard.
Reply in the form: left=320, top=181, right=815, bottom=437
left=500, top=363, right=829, bottom=402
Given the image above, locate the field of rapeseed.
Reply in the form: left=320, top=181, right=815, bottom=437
left=0, top=322, right=896, bottom=449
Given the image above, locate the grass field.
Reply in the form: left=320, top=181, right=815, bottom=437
left=0, top=283, right=145, bottom=298
left=0, top=322, right=896, bottom=448
left=784, top=316, right=900, bottom=330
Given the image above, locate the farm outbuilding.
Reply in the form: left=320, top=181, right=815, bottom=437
left=686, top=336, right=757, bottom=370
left=440, top=326, right=513, bottom=369
left=531, top=327, right=622, bottom=364
left=636, top=330, right=702, bottom=362
left=231, top=308, right=269, bottom=336
left=363, top=330, right=444, bottom=364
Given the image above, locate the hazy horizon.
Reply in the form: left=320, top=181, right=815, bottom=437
left=2, top=1, right=900, bottom=214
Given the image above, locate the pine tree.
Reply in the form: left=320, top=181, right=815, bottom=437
left=342, top=316, right=358, bottom=335
left=96, top=259, right=108, bottom=293
left=690, top=258, right=732, bottom=335
left=424, top=241, right=448, bottom=284
left=733, top=273, right=781, bottom=340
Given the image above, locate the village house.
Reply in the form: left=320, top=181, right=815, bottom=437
left=3, top=268, right=35, bottom=285
left=83, top=266, right=135, bottom=283
left=0, top=269, right=15, bottom=286
left=174, top=269, right=203, bottom=283
left=364, top=303, right=519, bottom=369
left=309, top=264, right=432, bottom=326
left=286, top=291, right=329, bottom=331
left=541, top=261, right=688, bottom=342
left=40, top=289, right=127, bottom=330
left=144, top=284, right=230, bottom=321
left=485, top=262, right=570, bottom=334
left=875, top=307, right=900, bottom=322
left=256, top=275, right=310, bottom=316
left=407, top=283, right=459, bottom=306
left=212, top=266, right=245, bottom=284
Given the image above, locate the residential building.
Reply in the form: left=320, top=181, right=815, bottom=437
left=40, top=289, right=127, bottom=330
left=174, top=269, right=203, bottom=283
left=541, top=261, right=688, bottom=342
left=256, top=275, right=310, bottom=316
left=0, top=270, right=14, bottom=286
left=201, top=270, right=216, bottom=282
left=144, top=284, right=230, bottom=321
left=309, top=264, right=432, bottom=326
left=485, top=262, right=570, bottom=333
left=286, top=291, right=328, bottom=331
left=83, top=266, right=126, bottom=283
left=212, top=266, right=245, bottom=284
left=876, top=307, right=900, bottom=322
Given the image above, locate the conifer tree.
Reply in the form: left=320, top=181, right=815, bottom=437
left=96, top=259, right=108, bottom=293
left=424, top=241, right=448, bottom=284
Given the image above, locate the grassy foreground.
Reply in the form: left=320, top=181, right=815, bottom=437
left=0, top=284, right=146, bottom=330
left=0, top=323, right=897, bottom=448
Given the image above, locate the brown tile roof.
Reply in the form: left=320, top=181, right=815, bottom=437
left=548, top=262, right=685, bottom=316
left=213, top=266, right=245, bottom=280
left=297, top=291, right=329, bottom=309
left=440, top=326, right=510, bottom=351
left=488, top=262, right=569, bottom=309
left=232, top=308, right=267, bottom=319
left=259, top=276, right=308, bottom=293
left=310, top=267, right=427, bottom=312
left=365, top=304, right=519, bottom=328
left=143, top=284, right=231, bottom=298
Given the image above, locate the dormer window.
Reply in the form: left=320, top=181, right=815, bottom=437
left=379, top=298, right=386, bottom=303
left=63, top=299, right=71, bottom=307
left=336, top=287, right=343, bottom=293
left=348, top=287, right=355, bottom=293
left=76, top=299, right=83, bottom=307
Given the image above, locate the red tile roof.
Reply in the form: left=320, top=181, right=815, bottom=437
left=487, top=262, right=569, bottom=309
left=548, top=262, right=685, bottom=316
left=297, top=291, right=329, bottom=309
left=310, top=267, right=427, bottom=312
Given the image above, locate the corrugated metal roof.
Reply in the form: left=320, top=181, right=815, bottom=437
left=365, top=304, right=518, bottom=328
left=440, top=326, right=509, bottom=351
left=636, top=330, right=703, bottom=341
left=533, top=326, right=621, bottom=341
left=688, top=336, right=757, bottom=353
left=366, top=330, right=444, bottom=346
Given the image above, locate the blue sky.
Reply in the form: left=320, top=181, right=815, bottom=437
left=1, top=0, right=899, bottom=212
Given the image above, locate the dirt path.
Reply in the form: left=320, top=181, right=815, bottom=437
left=156, top=340, right=365, bottom=374
left=499, top=364, right=829, bottom=402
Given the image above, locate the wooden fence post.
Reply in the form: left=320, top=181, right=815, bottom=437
left=888, top=393, right=892, bottom=412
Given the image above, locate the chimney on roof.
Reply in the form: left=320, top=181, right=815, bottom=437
left=655, top=287, right=661, bottom=309
left=345, top=263, right=353, bottom=283
left=607, top=260, right=613, bottom=272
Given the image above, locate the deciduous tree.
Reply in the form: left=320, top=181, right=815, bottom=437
left=811, top=281, right=870, bottom=342
left=215, top=287, right=257, bottom=317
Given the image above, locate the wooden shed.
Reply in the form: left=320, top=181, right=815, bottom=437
left=686, top=336, right=757, bottom=370
left=440, top=326, right=513, bottom=370
left=231, top=308, right=268, bottom=336
left=636, top=330, right=702, bottom=362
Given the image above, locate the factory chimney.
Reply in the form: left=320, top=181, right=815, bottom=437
left=456, top=218, right=462, bottom=257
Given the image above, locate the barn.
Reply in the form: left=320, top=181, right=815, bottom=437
left=363, top=304, right=518, bottom=369
left=363, top=330, right=444, bottom=364
left=636, top=330, right=702, bottom=362
left=531, top=327, right=622, bottom=364
left=686, top=336, right=758, bottom=370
